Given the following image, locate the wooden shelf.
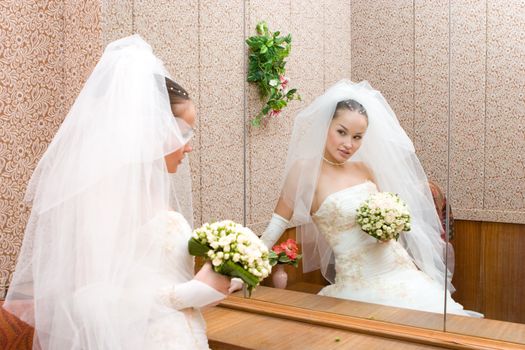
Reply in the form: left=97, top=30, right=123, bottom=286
left=205, top=287, right=525, bottom=350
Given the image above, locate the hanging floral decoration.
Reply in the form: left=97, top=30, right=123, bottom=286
left=246, top=21, right=301, bottom=127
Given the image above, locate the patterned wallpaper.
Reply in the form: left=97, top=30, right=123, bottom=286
left=451, top=0, right=525, bottom=223
left=0, top=0, right=103, bottom=297
left=246, top=0, right=525, bottom=232
left=350, top=0, right=525, bottom=224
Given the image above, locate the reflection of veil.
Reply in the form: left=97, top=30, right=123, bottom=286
left=281, top=80, right=453, bottom=291
left=4, top=35, right=194, bottom=348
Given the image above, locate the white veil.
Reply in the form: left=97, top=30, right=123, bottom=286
left=4, top=35, right=194, bottom=349
left=281, top=80, right=453, bottom=292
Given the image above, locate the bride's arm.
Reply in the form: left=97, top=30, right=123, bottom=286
left=157, top=213, right=242, bottom=310
left=260, top=197, right=292, bottom=249
left=158, top=263, right=234, bottom=310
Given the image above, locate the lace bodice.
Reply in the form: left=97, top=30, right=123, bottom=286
left=312, top=181, right=416, bottom=285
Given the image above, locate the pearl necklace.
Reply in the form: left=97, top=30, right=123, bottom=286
left=322, top=156, right=345, bottom=166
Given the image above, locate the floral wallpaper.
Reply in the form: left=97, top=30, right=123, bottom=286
left=0, top=0, right=102, bottom=297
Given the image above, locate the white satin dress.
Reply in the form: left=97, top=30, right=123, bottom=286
left=312, top=181, right=479, bottom=316
left=144, top=211, right=225, bottom=349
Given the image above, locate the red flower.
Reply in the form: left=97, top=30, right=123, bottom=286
left=271, top=239, right=302, bottom=267
left=282, top=239, right=299, bottom=260
left=272, top=244, right=284, bottom=254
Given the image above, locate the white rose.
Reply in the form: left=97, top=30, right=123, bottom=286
left=385, top=212, right=396, bottom=224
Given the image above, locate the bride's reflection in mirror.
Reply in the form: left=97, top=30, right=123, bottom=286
left=260, top=80, right=481, bottom=317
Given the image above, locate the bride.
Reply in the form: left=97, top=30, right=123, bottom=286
left=3, top=35, right=240, bottom=349
left=261, top=80, right=481, bottom=317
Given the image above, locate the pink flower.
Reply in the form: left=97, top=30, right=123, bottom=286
left=279, top=75, right=289, bottom=91
left=269, top=109, right=281, bottom=118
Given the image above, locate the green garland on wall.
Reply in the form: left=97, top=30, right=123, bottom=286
left=246, top=21, right=301, bottom=127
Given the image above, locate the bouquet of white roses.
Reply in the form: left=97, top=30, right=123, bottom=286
left=356, top=192, right=411, bottom=241
left=188, top=220, right=272, bottom=296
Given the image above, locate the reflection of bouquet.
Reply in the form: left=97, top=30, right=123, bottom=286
left=269, top=239, right=302, bottom=268
left=356, top=192, right=411, bottom=241
left=188, top=220, right=272, bottom=296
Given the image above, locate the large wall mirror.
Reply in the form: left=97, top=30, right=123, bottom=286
left=243, top=0, right=524, bottom=344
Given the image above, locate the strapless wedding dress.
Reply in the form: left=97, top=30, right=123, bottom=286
left=313, top=181, right=478, bottom=316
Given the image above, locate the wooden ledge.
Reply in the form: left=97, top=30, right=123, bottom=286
left=218, top=294, right=524, bottom=350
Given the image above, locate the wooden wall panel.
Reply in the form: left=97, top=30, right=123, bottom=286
left=450, top=221, right=483, bottom=312
left=481, top=222, right=525, bottom=323
left=451, top=220, right=525, bottom=324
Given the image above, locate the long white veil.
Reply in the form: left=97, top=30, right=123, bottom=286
left=281, top=80, right=453, bottom=292
left=4, top=35, right=194, bottom=349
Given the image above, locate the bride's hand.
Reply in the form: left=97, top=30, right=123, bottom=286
left=194, top=262, right=231, bottom=295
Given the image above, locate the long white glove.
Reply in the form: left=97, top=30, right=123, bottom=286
left=158, top=279, right=226, bottom=310
left=260, top=213, right=289, bottom=249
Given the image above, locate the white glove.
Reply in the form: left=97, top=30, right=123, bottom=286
left=229, top=278, right=244, bottom=293
left=159, top=279, right=225, bottom=310
left=260, top=213, right=289, bottom=248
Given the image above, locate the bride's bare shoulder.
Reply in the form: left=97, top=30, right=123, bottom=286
left=347, top=161, right=369, bottom=173
left=348, top=161, right=376, bottom=182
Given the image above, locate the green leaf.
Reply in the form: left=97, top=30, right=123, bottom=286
left=259, top=45, right=268, bottom=54
left=261, top=105, right=271, bottom=115
left=188, top=238, right=209, bottom=257
left=256, top=21, right=268, bottom=35
left=218, top=260, right=260, bottom=296
left=278, top=255, right=291, bottom=263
